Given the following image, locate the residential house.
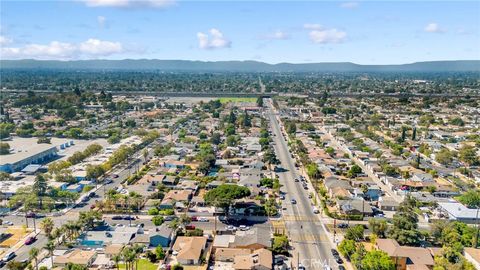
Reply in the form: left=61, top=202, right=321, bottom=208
left=149, top=224, right=174, bottom=247
left=379, top=197, right=400, bottom=211
left=231, top=228, right=271, bottom=250
left=337, top=198, right=373, bottom=216
left=233, top=248, right=273, bottom=270
left=438, top=202, right=479, bottom=224
left=172, top=236, right=208, bottom=265
left=375, top=239, right=434, bottom=270
left=54, top=249, right=97, bottom=268
left=160, top=190, right=192, bottom=209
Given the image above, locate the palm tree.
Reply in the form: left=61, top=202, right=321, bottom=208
left=44, top=240, right=55, bottom=267
left=40, top=217, right=55, bottom=239
left=112, top=254, right=121, bottom=270
left=29, top=247, right=39, bottom=270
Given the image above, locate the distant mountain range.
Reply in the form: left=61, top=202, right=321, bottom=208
left=1, top=59, right=479, bottom=72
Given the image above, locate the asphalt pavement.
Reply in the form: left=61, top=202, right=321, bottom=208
left=266, top=100, right=338, bottom=270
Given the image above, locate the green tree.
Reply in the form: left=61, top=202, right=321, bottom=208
left=0, top=142, right=11, bottom=155
left=388, top=196, right=421, bottom=246
left=435, top=148, right=454, bottom=165
left=155, top=246, right=165, bottom=260
left=361, top=250, right=395, bottom=270
left=211, top=133, right=221, bottom=145
left=29, top=247, right=39, bottom=270
left=64, top=263, right=88, bottom=270
left=44, top=241, right=56, bottom=268
left=369, top=218, right=388, bottom=238
left=40, top=217, right=55, bottom=239
left=347, top=165, right=362, bottom=178
left=256, top=97, right=264, bottom=107
left=338, top=239, right=357, bottom=259
left=457, top=190, right=480, bottom=208
left=204, top=185, right=250, bottom=215
left=306, top=163, right=321, bottom=179
left=345, top=224, right=364, bottom=241
left=6, top=261, right=28, bottom=270
left=272, top=235, right=289, bottom=254
left=152, top=215, right=164, bottom=226
left=458, top=145, right=479, bottom=166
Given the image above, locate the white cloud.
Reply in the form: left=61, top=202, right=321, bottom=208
left=303, top=23, right=323, bottom=30
left=262, top=30, right=290, bottom=40
left=308, top=28, right=347, bottom=44
left=84, top=0, right=175, bottom=8
left=0, top=38, right=124, bottom=60
left=0, top=36, right=13, bottom=46
left=78, top=38, right=123, bottom=55
left=340, top=2, right=359, bottom=9
left=197, top=28, right=231, bottom=50
left=424, top=23, right=445, bottom=33
left=97, top=16, right=107, bottom=28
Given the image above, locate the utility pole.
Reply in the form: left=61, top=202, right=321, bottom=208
left=475, top=206, right=479, bottom=248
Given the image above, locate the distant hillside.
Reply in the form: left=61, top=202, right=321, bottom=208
left=1, top=59, right=479, bottom=72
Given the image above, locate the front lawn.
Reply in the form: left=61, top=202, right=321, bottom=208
left=119, top=258, right=157, bottom=270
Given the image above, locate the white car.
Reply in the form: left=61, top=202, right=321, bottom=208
left=226, top=225, right=237, bottom=231
left=2, top=252, right=15, bottom=262
left=198, top=217, right=209, bottom=222
left=239, top=225, right=250, bottom=231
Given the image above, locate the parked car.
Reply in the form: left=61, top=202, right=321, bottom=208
left=334, top=255, right=343, bottom=264
left=104, top=178, right=113, bottom=184
left=112, top=216, right=123, bottom=220
left=191, top=216, right=198, bottom=221
left=25, top=236, right=36, bottom=245
left=164, top=216, right=175, bottom=221
left=2, top=252, right=15, bottom=262
left=239, top=225, right=250, bottom=231
left=123, top=216, right=135, bottom=220
left=2, top=221, right=13, bottom=226
left=185, top=224, right=196, bottom=230
left=294, top=178, right=300, bottom=182
left=111, top=174, right=119, bottom=178
left=331, top=249, right=339, bottom=256
left=198, top=217, right=209, bottom=222
left=25, top=212, right=35, bottom=218
left=338, top=223, right=349, bottom=228
left=338, top=266, right=346, bottom=270
left=226, top=225, right=237, bottom=231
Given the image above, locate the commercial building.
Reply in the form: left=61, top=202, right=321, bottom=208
left=0, top=137, right=73, bottom=173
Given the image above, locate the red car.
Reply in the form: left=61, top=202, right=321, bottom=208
left=25, top=237, right=36, bottom=245
left=191, top=216, right=198, bottom=221
left=185, top=224, right=195, bottom=230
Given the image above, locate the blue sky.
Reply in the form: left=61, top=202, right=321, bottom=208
left=0, top=0, right=479, bottom=64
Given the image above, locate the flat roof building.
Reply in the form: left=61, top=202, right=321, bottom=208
left=0, top=137, right=71, bottom=173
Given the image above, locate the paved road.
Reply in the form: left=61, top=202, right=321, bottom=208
left=266, top=100, right=337, bottom=270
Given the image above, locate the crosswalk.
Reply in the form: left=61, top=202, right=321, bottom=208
left=289, top=232, right=330, bottom=242
left=282, top=214, right=320, bottom=222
